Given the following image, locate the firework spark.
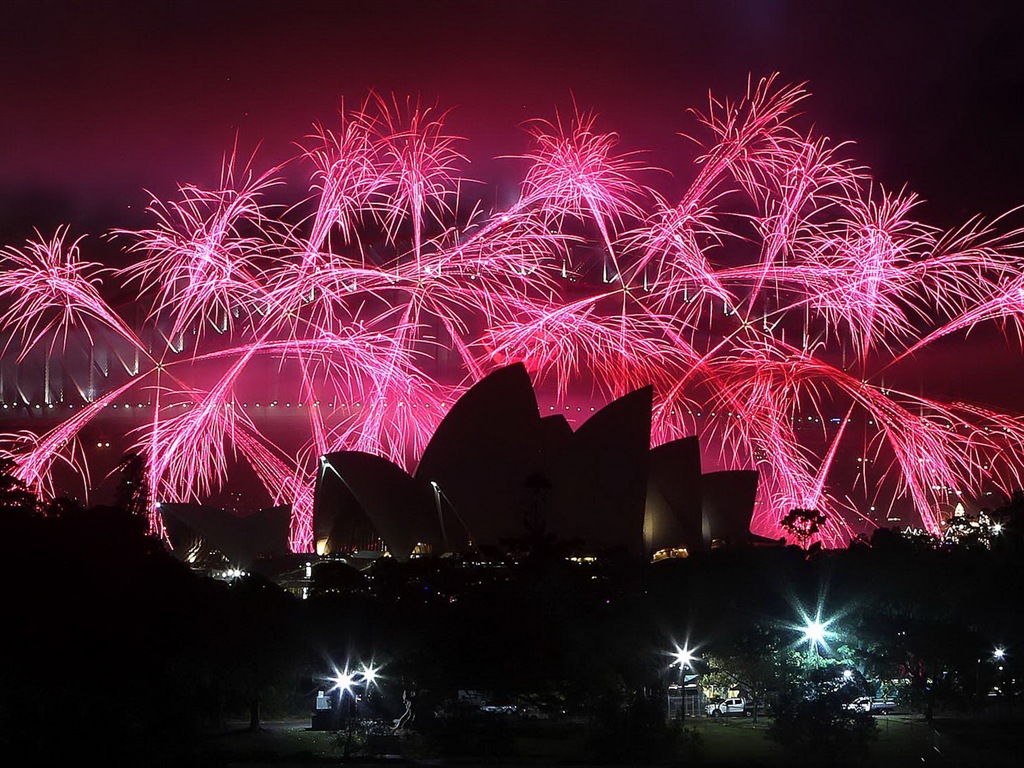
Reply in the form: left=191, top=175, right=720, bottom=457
left=3, top=75, right=1023, bottom=551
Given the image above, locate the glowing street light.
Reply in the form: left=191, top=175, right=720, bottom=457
left=975, top=647, right=1008, bottom=699
left=803, top=618, right=827, bottom=648
left=794, top=607, right=837, bottom=659
left=673, top=645, right=695, bottom=670
left=333, top=668, right=357, bottom=695
left=328, top=660, right=385, bottom=722
left=359, top=663, right=380, bottom=687
left=668, top=644, right=699, bottom=722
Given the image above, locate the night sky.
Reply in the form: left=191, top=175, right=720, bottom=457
left=3, top=0, right=1024, bottom=406
left=4, top=1, right=1024, bottom=227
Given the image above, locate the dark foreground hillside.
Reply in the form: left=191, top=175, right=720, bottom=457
left=200, top=710, right=1023, bottom=768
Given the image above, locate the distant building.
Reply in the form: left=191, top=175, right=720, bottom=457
left=940, top=503, right=1002, bottom=548
left=314, top=363, right=761, bottom=561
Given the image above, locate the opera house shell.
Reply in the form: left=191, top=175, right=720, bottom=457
left=313, top=364, right=759, bottom=561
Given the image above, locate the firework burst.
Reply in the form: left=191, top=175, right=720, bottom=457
left=3, top=74, right=1024, bottom=551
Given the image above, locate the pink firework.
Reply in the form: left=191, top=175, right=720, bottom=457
left=518, top=106, right=653, bottom=282
left=2, top=75, right=1024, bottom=552
left=0, top=227, right=143, bottom=359
left=118, top=150, right=285, bottom=342
left=366, top=94, right=467, bottom=269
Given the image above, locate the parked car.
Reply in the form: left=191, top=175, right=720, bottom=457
left=706, top=697, right=752, bottom=717
left=518, top=705, right=552, bottom=720
left=843, top=696, right=897, bottom=714
left=480, top=704, right=517, bottom=714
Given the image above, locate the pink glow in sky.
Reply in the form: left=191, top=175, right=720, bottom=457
left=3, top=1, right=1024, bottom=552
left=2, top=1, right=1023, bottom=226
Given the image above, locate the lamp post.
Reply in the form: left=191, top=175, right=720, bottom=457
left=333, top=668, right=358, bottom=723
left=672, top=646, right=696, bottom=723
left=993, top=647, right=1007, bottom=705
left=331, top=661, right=382, bottom=725
left=979, top=647, right=1006, bottom=698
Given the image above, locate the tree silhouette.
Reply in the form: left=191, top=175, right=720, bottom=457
left=115, top=451, right=150, bottom=518
left=0, top=456, right=39, bottom=518
left=780, top=508, right=827, bottom=548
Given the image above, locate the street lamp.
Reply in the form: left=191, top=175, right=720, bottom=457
left=673, top=646, right=695, bottom=670
left=359, top=663, right=380, bottom=687
left=975, top=647, right=1007, bottom=700
left=332, top=667, right=358, bottom=720
left=334, top=670, right=356, bottom=692
left=798, top=612, right=836, bottom=660
left=330, top=660, right=384, bottom=722
left=670, top=644, right=698, bottom=722
left=802, top=618, right=826, bottom=648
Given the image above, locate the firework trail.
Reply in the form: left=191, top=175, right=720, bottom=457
left=0, top=227, right=144, bottom=359
left=3, top=75, right=1024, bottom=551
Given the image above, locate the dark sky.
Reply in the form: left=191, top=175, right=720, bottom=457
left=3, top=0, right=1024, bottom=234
left=3, top=0, right=1024, bottom=410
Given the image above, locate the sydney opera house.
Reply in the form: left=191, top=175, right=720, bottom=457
left=313, top=364, right=763, bottom=561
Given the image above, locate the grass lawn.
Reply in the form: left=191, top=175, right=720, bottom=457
left=201, top=711, right=1022, bottom=766
left=202, top=719, right=345, bottom=763
left=205, top=716, right=784, bottom=765
left=687, top=718, right=789, bottom=766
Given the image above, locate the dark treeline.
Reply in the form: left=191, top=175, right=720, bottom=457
left=2, top=461, right=1023, bottom=765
